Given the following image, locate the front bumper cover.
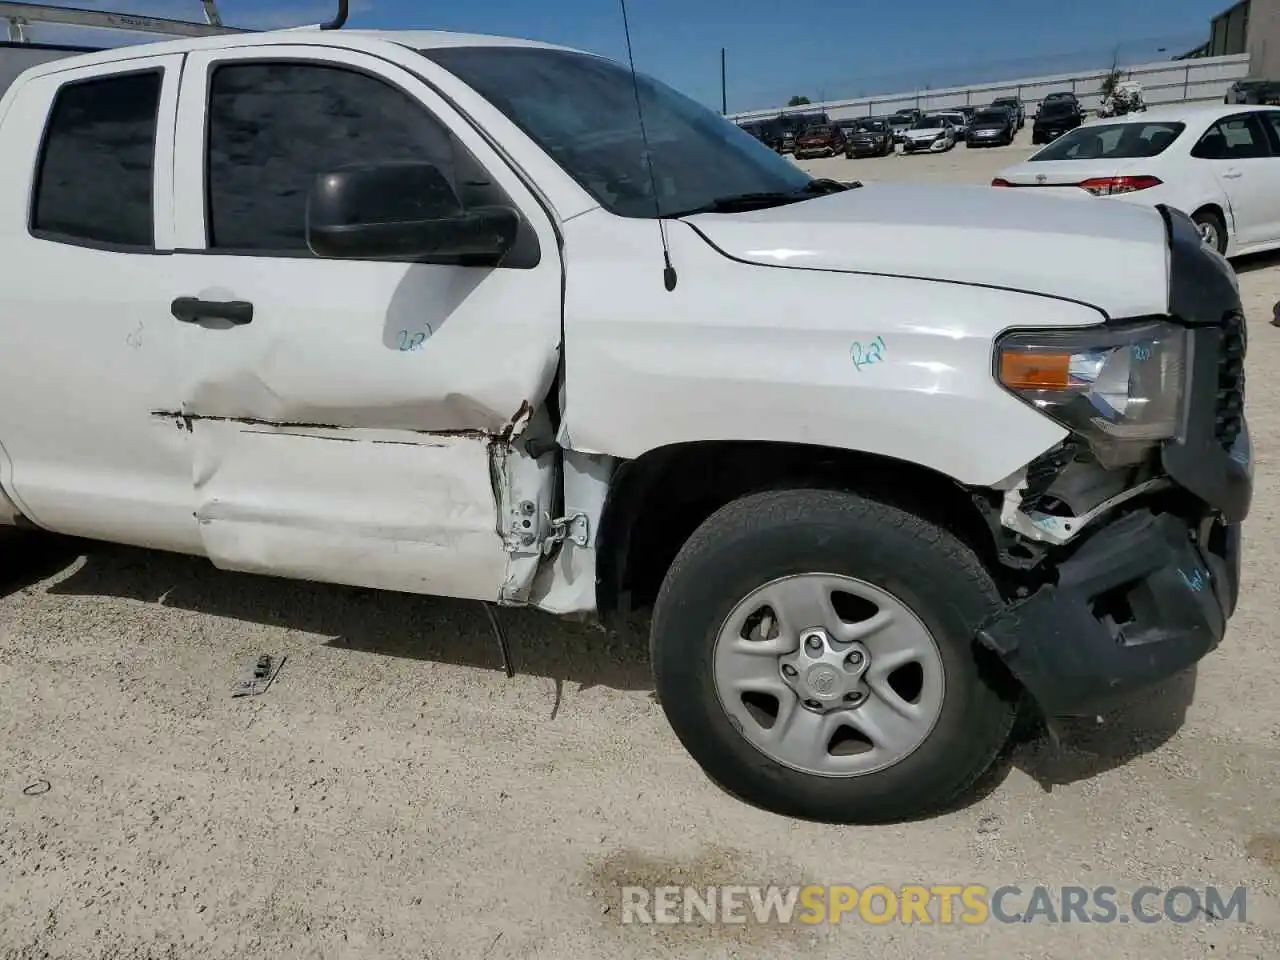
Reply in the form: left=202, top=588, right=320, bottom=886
left=977, top=500, right=1242, bottom=718
left=977, top=207, right=1250, bottom=719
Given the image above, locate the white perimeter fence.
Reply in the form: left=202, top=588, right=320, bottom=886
left=728, top=53, right=1250, bottom=123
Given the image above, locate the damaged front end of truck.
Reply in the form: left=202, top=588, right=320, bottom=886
left=971, top=203, right=1251, bottom=720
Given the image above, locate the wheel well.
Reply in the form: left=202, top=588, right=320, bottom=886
left=1191, top=203, right=1227, bottom=228
left=595, top=441, right=1001, bottom=621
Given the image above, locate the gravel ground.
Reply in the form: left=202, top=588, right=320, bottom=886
left=3, top=126, right=1279, bottom=960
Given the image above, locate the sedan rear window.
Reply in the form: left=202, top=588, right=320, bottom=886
left=1029, top=121, right=1186, bottom=160
left=1038, top=101, right=1076, bottom=117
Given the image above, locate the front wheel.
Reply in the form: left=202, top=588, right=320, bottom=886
left=650, top=489, right=1019, bottom=824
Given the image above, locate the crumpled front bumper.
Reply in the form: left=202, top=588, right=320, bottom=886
left=976, top=206, right=1251, bottom=719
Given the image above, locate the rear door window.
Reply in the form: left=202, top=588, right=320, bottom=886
left=31, top=70, right=162, bottom=248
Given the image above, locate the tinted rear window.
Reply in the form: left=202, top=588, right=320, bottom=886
left=1038, top=101, right=1076, bottom=117
left=1030, top=121, right=1186, bottom=160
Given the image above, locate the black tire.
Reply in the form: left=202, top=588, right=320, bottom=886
left=1192, top=207, right=1228, bottom=255
left=650, top=489, right=1019, bottom=824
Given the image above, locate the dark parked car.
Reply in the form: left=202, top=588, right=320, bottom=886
left=844, top=117, right=894, bottom=157
left=991, top=96, right=1025, bottom=128
left=735, top=119, right=769, bottom=144
left=793, top=123, right=847, bottom=158
left=1030, top=96, right=1083, bottom=144
left=1224, top=78, right=1280, bottom=104
left=965, top=107, right=1017, bottom=147
left=776, top=109, right=830, bottom=153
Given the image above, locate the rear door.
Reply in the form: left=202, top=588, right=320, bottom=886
left=0, top=54, right=198, bottom=553
left=1189, top=112, right=1280, bottom=245
left=164, top=44, right=564, bottom=601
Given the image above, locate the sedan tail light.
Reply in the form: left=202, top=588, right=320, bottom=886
left=1076, top=175, right=1163, bottom=196
left=990, top=175, right=1162, bottom=195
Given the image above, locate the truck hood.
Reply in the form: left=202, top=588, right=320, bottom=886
left=681, top=182, right=1170, bottom=318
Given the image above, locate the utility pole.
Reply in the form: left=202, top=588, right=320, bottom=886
left=720, top=47, right=727, bottom=114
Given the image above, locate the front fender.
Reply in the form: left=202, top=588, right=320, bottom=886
left=561, top=214, right=1106, bottom=487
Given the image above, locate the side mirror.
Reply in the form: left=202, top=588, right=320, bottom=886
left=306, top=161, right=519, bottom=262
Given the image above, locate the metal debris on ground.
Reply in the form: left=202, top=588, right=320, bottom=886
left=232, top=653, right=285, bottom=697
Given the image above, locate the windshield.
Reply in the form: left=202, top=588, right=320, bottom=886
left=914, top=117, right=945, bottom=129
left=1030, top=121, right=1186, bottom=160
left=419, top=46, right=812, bottom=219
left=803, top=125, right=833, bottom=135
left=993, top=99, right=1017, bottom=107
left=974, top=110, right=1007, bottom=123
left=858, top=120, right=887, bottom=132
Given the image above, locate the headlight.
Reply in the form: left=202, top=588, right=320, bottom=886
left=996, top=320, right=1187, bottom=468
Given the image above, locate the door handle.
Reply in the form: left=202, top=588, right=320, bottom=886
left=170, top=296, right=254, bottom=325
left=1223, top=170, right=1243, bottom=179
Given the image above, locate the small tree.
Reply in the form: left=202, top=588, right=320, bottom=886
left=787, top=95, right=811, bottom=107
left=1099, top=66, right=1124, bottom=99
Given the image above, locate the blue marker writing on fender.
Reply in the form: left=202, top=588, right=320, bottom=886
left=851, top=336, right=886, bottom=371
left=1131, top=342, right=1152, bottom=361
left=1231, top=449, right=1249, bottom=467
left=398, top=329, right=427, bottom=352
left=1179, top=567, right=1206, bottom=592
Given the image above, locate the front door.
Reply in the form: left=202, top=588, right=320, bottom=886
left=165, top=45, right=564, bottom=601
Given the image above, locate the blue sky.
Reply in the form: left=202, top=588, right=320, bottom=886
left=28, top=0, right=1232, bottom=109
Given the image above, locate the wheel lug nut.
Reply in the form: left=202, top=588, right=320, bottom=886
left=845, top=691, right=865, bottom=704
left=803, top=699, right=823, bottom=710
left=846, top=650, right=864, bottom=667
left=804, top=635, right=824, bottom=653
left=781, top=664, right=798, bottom=678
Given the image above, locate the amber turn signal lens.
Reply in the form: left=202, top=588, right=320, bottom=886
left=999, top=350, right=1071, bottom=391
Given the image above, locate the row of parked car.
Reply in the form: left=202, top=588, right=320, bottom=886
left=736, top=91, right=1088, bottom=159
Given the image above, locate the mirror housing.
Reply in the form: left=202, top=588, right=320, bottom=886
left=305, top=161, right=519, bottom=263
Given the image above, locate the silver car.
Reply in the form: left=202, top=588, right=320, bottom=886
left=930, top=110, right=968, bottom=137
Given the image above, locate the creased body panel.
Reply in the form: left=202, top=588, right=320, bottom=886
left=189, top=421, right=508, bottom=599
left=161, top=43, right=568, bottom=603
left=560, top=212, right=1109, bottom=487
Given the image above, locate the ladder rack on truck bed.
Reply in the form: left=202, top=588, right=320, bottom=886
left=0, top=0, right=348, bottom=44
left=0, top=1, right=246, bottom=43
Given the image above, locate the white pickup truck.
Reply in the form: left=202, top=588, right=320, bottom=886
left=0, top=6, right=1252, bottom=824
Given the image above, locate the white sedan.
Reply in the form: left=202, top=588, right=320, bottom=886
left=990, top=103, right=1280, bottom=257
left=900, top=116, right=958, bottom=154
